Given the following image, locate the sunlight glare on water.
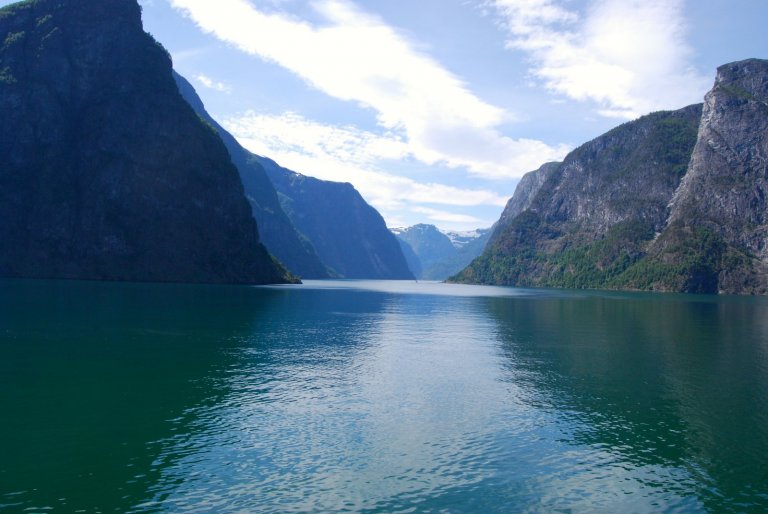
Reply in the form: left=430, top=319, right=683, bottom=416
left=1, top=279, right=767, bottom=512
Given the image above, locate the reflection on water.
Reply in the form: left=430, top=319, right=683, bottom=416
left=0, top=279, right=284, bottom=512
left=1, top=279, right=767, bottom=512
left=487, top=294, right=768, bottom=512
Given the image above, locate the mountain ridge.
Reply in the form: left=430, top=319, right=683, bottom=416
left=455, top=58, right=768, bottom=295
left=452, top=103, right=704, bottom=289
left=0, top=0, right=291, bottom=284
left=173, top=73, right=330, bottom=279
left=257, top=156, right=414, bottom=280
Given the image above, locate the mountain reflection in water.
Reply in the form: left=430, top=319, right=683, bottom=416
left=1, top=279, right=766, bottom=513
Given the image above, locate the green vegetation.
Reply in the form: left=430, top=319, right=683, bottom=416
left=452, top=107, right=705, bottom=292
left=197, top=114, right=219, bottom=136
left=602, top=114, right=698, bottom=186
left=614, top=227, right=754, bottom=293
left=717, top=84, right=760, bottom=103
left=39, top=26, right=59, bottom=46
left=454, top=222, right=753, bottom=295
left=0, top=0, right=40, bottom=18
left=546, top=221, right=654, bottom=289
left=3, top=30, right=25, bottom=49
left=146, top=32, right=173, bottom=63
left=0, top=66, right=16, bottom=84
left=453, top=220, right=657, bottom=289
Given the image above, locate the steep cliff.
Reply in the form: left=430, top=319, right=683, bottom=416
left=173, top=73, right=329, bottom=279
left=495, top=162, right=561, bottom=230
left=0, top=0, right=291, bottom=284
left=257, top=157, right=414, bottom=280
left=396, top=236, right=423, bottom=279
left=174, top=73, right=412, bottom=280
left=631, top=59, right=768, bottom=294
left=454, top=104, right=702, bottom=288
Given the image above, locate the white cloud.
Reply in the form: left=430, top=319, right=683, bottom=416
left=225, top=111, right=410, bottom=167
left=169, top=0, right=568, bottom=179
left=223, top=111, right=507, bottom=229
left=412, top=207, right=484, bottom=225
left=194, top=73, right=232, bottom=93
left=490, top=0, right=709, bottom=119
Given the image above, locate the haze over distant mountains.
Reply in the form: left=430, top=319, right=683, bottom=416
left=174, top=73, right=413, bottom=281
left=392, top=225, right=491, bottom=280
left=173, top=73, right=329, bottom=279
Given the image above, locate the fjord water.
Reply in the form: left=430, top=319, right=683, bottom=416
left=1, top=280, right=767, bottom=513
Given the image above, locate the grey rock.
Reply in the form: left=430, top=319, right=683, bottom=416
left=457, top=58, right=768, bottom=295
left=454, top=104, right=702, bottom=288
left=497, top=162, right=561, bottom=228
left=650, top=58, right=768, bottom=293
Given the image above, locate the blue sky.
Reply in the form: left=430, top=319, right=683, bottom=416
left=4, top=0, right=766, bottom=230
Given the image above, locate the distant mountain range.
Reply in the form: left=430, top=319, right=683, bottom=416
left=173, top=73, right=329, bottom=279
left=3, top=0, right=767, bottom=294
left=392, top=224, right=491, bottom=280
left=454, top=58, right=768, bottom=295
left=175, top=74, right=413, bottom=281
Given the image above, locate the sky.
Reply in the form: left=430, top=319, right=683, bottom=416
left=3, top=0, right=766, bottom=231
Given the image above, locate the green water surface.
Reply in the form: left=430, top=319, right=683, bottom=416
left=0, top=279, right=766, bottom=512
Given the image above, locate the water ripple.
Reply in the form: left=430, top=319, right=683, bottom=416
left=2, top=280, right=767, bottom=512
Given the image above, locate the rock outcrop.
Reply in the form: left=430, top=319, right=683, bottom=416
left=636, top=59, right=768, bottom=294
left=496, top=162, right=561, bottom=230
left=0, top=0, right=292, bottom=284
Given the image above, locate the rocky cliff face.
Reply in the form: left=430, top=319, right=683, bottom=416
left=457, top=58, right=768, bottom=295
left=0, top=0, right=290, bottom=284
left=173, top=73, right=329, bottom=279
left=454, top=104, right=702, bottom=288
left=637, top=59, right=768, bottom=294
left=258, top=157, right=414, bottom=280
left=496, top=162, right=561, bottom=229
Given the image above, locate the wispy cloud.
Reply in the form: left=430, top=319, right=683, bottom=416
left=490, top=0, right=709, bottom=119
left=170, top=0, right=568, bottom=179
left=194, top=73, right=232, bottom=93
left=223, top=111, right=508, bottom=229
left=170, top=47, right=209, bottom=65
left=225, top=111, right=410, bottom=167
left=412, top=207, right=484, bottom=225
